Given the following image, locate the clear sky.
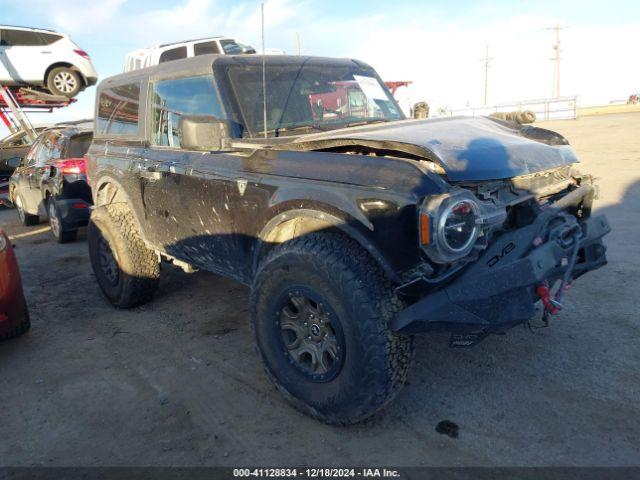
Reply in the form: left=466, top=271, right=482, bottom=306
left=1, top=0, right=639, bottom=132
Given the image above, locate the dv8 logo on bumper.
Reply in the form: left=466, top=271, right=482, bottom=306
left=486, top=242, right=516, bottom=268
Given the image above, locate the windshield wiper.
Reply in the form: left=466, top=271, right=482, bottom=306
left=269, top=123, right=331, bottom=136
left=339, top=118, right=393, bottom=128
left=267, top=118, right=394, bottom=137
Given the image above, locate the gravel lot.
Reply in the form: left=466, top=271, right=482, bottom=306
left=1, top=113, right=638, bottom=467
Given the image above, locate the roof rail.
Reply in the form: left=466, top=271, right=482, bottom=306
left=0, top=25, right=56, bottom=32
left=158, top=36, right=224, bottom=48
left=54, top=118, right=93, bottom=126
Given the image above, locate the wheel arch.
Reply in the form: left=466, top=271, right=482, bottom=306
left=93, top=176, right=131, bottom=206
left=253, top=206, right=401, bottom=284
left=9, top=182, right=18, bottom=203
left=92, top=175, right=149, bottom=242
left=44, top=63, right=86, bottom=87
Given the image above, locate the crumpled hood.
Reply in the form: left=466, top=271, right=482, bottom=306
left=286, top=116, right=579, bottom=182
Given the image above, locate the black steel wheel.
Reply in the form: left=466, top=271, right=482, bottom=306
left=276, top=288, right=345, bottom=383
left=97, top=233, right=120, bottom=287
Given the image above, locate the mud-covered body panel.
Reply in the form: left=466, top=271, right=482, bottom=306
left=88, top=139, right=447, bottom=284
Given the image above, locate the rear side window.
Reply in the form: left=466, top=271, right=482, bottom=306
left=35, top=133, right=62, bottom=166
left=38, top=32, right=63, bottom=45
left=150, top=75, right=224, bottom=148
left=159, top=46, right=187, bottom=63
left=24, top=137, right=44, bottom=166
left=194, top=41, right=220, bottom=55
left=97, top=82, right=142, bottom=137
left=1, top=29, right=45, bottom=46
left=65, top=133, right=93, bottom=158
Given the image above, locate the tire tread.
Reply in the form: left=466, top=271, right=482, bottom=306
left=89, top=203, right=159, bottom=308
left=251, top=232, right=414, bottom=425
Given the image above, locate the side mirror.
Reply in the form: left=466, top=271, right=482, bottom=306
left=178, top=116, right=231, bottom=152
left=6, top=156, right=22, bottom=168
left=242, top=46, right=257, bottom=54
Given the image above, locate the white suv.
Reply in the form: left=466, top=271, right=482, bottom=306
left=0, top=26, right=98, bottom=98
left=124, top=36, right=256, bottom=72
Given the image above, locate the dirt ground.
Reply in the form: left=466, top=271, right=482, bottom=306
left=1, top=113, right=638, bottom=467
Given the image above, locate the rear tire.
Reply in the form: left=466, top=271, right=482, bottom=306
left=14, top=193, right=39, bottom=226
left=46, top=67, right=82, bottom=98
left=251, top=232, right=414, bottom=425
left=88, top=204, right=160, bottom=308
left=48, top=198, right=77, bottom=243
left=0, top=300, right=31, bottom=341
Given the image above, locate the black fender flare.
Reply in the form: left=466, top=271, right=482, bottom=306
left=92, top=174, right=149, bottom=241
left=252, top=208, right=401, bottom=284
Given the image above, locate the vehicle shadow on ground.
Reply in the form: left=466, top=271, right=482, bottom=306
left=0, top=185, right=636, bottom=466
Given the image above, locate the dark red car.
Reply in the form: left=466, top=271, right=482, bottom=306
left=0, top=228, right=30, bottom=341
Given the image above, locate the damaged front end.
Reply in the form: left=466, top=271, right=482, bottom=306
left=392, top=167, right=611, bottom=346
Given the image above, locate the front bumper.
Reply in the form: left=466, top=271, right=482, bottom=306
left=392, top=206, right=611, bottom=337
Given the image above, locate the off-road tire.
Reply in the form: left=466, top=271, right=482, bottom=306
left=251, top=232, right=414, bottom=425
left=46, top=67, right=82, bottom=98
left=14, top=193, right=39, bottom=226
left=0, top=301, right=31, bottom=341
left=48, top=198, right=77, bottom=243
left=88, top=204, right=160, bottom=308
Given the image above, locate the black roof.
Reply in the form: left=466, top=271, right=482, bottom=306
left=43, top=122, right=93, bottom=137
left=98, top=54, right=370, bottom=88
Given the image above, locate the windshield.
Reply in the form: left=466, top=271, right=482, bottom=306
left=227, top=61, right=404, bottom=137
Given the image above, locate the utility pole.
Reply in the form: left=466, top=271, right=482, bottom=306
left=296, top=32, right=301, bottom=56
left=481, top=45, right=493, bottom=106
left=548, top=24, right=564, bottom=98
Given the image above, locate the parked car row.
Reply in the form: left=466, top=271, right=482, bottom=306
left=0, top=122, right=93, bottom=342
left=0, top=127, right=48, bottom=204
left=8, top=122, right=93, bottom=242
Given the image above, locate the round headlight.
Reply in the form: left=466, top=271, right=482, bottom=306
left=438, top=199, right=479, bottom=254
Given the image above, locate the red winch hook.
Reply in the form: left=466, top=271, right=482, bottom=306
left=536, top=283, right=560, bottom=315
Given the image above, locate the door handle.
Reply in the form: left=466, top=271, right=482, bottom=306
left=138, top=163, right=165, bottom=181
left=140, top=170, right=163, bottom=180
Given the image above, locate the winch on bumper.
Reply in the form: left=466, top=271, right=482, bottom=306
left=392, top=185, right=611, bottom=344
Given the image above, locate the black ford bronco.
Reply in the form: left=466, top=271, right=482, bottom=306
left=87, top=55, right=610, bottom=424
